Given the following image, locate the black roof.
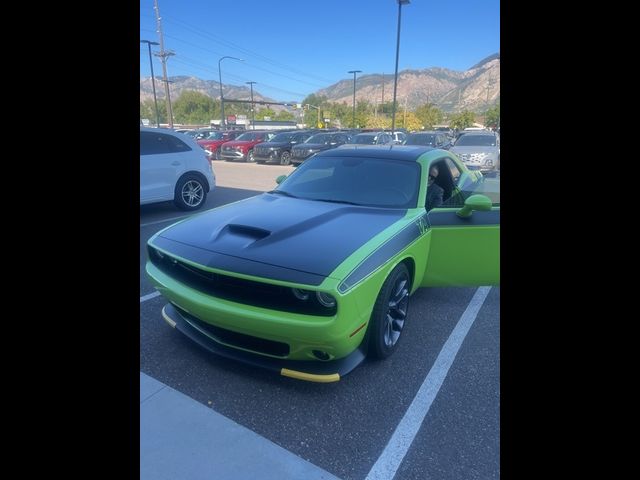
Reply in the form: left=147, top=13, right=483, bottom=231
left=315, top=145, right=434, bottom=162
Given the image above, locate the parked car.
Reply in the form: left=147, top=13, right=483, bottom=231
left=348, top=132, right=394, bottom=146
left=290, top=132, right=353, bottom=164
left=449, top=131, right=500, bottom=175
left=220, top=130, right=276, bottom=162
left=197, top=130, right=244, bottom=160
left=140, top=127, right=215, bottom=210
left=146, top=145, right=499, bottom=381
left=184, top=128, right=221, bottom=140
left=253, top=130, right=314, bottom=165
left=404, top=131, right=452, bottom=149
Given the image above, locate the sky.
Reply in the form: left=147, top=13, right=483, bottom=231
left=140, top=0, right=499, bottom=102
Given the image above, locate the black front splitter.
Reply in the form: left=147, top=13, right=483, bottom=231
left=161, top=303, right=367, bottom=383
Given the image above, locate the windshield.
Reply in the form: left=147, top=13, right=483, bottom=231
left=273, top=155, right=420, bottom=208
left=269, top=132, right=295, bottom=143
left=305, top=133, right=333, bottom=144
left=455, top=135, right=496, bottom=147
left=352, top=135, right=378, bottom=145
left=236, top=132, right=264, bottom=141
left=205, top=132, right=225, bottom=140
left=405, top=134, right=436, bottom=146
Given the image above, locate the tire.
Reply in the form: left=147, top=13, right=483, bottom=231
left=174, top=174, right=207, bottom=211
left=280, top=151, right=291, bottom=166
left=368, top=263, right=411, bottom=359
left=215, top=148, right=221, bottom=160
left=246, top=149, right=255, bottom=163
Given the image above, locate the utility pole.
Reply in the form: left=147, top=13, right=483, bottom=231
left=403, top=96, right=408, bottom=128
left=246, top=81, right=256, bottom=130
left=381, top=73, right=385, bottom=115
left=153, top=0, right=174, bottom=128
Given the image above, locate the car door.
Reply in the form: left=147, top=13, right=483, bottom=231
left=421, top=155, right=500, bottom=287
left=140, top=131, right=187, bottom=203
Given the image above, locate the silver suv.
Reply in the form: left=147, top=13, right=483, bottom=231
left=449, top=131, right=500, bottom=175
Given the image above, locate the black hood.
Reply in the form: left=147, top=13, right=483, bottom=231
left=255, top=141, right=290, bottom=149
left=155, top=193, right=405, bottom=282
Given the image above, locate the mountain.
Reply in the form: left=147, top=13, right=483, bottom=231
left=140, top=53, right=499, bottom=113
left=316, top=53, right=499, bottom=112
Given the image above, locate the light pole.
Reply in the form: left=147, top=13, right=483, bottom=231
left=246, top=81, right=256, bottom=130
left=347, top=70, right=362, bottom=128
left=141, top=40, right=160, bottom=127
left=391, top=0, right=410, bottom=135
left=218, top=56, right=243, bottom=130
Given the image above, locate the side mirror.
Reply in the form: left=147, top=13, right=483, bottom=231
left=456, top=194, right=492, bottom=218
left=275, top=175, right=287, bottom=185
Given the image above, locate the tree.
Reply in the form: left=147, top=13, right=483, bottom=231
left=363, top=115, right=390, bottom=129
left=449, top=110, right=476, bottom=130
left=256, top=107, right=276, bottom=120
left=275, top=110, right=295, bottom=121
left=172, top=90, right=216, bottom=124
left=399, top=112, right=423, bottom=131
left=484, top=103, right=500, bottom=129
left=140, top=99, right=166, bottom=125
left=414, top=103, right=443, bottom=129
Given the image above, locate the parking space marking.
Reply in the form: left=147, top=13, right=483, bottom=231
left=365, top=286, right=492, bottom=480
left=140, top=291, right=161, bottom=303
left=140, top=215, right=190, bottom=228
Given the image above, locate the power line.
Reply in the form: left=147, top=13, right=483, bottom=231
left=163, top=15, right=335, bottom=85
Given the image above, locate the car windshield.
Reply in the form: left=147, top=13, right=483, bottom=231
left=205, top=132, right=225, bottom=140
left=273, top=155, right=420, bottom=208
left=352, top=135, right=378, bottom=145
left=235, top=132, right=264, bottom=141
left=269, top=132, right=295, bottom=143
left=405, top=134, right=436, bottom=146
left=455, top=135, right=496, bottom=146
left=305, top=133, right=333, bottom=144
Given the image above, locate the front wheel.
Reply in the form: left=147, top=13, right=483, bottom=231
left=368, top=263, right=411, bottom=359
left=280, top=151, right=291, bottom=165
left=246, top=149, right=255, bottom=162
left=174, top=174, right=207, bottom=210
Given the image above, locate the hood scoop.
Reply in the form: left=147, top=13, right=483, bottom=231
left=211, top=223, right=272, bottom=250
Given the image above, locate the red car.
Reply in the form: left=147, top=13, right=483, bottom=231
left=220, top=130, right=276, bottom=162
left=197, top=130, right=244, bottom=160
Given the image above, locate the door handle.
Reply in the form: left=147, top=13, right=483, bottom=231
left=171, top=161, right=181, bottom=166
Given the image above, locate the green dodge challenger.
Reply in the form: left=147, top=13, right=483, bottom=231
left=146, top=145, right=500, bottom=382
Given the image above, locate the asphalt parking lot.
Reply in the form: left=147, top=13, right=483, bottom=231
left=140, top=160, right=500, bottom=480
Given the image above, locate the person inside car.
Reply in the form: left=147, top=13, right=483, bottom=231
left=426, top=165, right=444, bottom=211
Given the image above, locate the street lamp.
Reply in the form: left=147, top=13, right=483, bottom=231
left=218, top=56, right=243, bottom=130
left=246, top=81, right=256, bottom=130
left=141, top=40, right=160, bottom=127
left=347, top=70, right=362, bottom=128
left=391, top=0, right=410, bottom=135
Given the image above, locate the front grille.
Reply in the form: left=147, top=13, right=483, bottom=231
left=173, top=304, right=290, bottom=357
left=148, top=246, right=336, bottom=316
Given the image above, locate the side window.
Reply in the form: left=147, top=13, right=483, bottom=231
left=140, top=132, right=174, bottom=155
left=166, top=134, right=192, bottom=153
left=445, top=157, right=461, bottom=185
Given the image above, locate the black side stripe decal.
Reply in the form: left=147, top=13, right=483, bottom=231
left=339, top=213, right=428, bottom=293
left=428, top=209, right=500, bottom=226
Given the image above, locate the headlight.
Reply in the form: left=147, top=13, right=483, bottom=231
left=316, top=292, right=336, bottom=308
left=292, top=288, right=310, bottom=301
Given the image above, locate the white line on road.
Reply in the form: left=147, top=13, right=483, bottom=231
left=140, top=291, right=161, bottom=303
left=140, top=215, right=190, bottom=228
left=365, top=286, right=492, bottom=480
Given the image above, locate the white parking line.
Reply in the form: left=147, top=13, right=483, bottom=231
left=365, top=286, right=492, bottom=480
left=140, top=291, right=161, bottom=303
left=140, top=215, right=190, bottom=228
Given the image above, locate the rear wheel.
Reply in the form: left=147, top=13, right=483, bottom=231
left=174, top=174, right=207, bottom=210
left=280, top=151, right=291, bottom=165
left=368, top=263, right=411, bottom=359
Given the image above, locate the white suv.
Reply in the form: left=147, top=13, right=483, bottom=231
left=140, top=127, right=215, bottom=210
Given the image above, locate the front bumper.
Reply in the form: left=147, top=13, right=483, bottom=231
left=161, top=302, right=367, bottom=382
left=220, top=150, right=247, bottom=161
